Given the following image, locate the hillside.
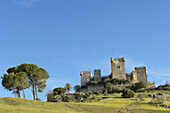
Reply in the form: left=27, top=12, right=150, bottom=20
left=0, top=91, right=170, bottom=113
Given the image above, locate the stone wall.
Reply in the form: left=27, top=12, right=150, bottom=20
left=147, top=81, right=156, bottom=88
left=87, top=85, right=104, bottom=92
left=79, top=85, right=104, bottom=93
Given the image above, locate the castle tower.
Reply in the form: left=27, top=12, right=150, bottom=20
left=135, top=66, right=148, bottom=83
left=80, top=71, right=92, bottom=87
left=131, top=71, right=138, bottom=83
left=94, top=69, right=101, bottom=82
left=111, top=57, right=126, bottom=79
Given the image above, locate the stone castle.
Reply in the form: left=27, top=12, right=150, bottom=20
left=80, top=57, right=155, bottom=91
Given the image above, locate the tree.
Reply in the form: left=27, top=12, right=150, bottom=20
left=17, top=63, right=49, bottom=100
left=105, top=83, right=113, bottom=93
left=165, top=81, right=170, bottom=86
left=122, top=89, right=135, bottom=98
left=15, top=72, right=30, bottom=98
left=53, top=87, right=67, bottom=95
left=65, top=83, right=72, bottom=93
left=1, top=72, right=30, bottom=98
left=135, top=81, right=147, bottom=90
left=74, top=85, right=80, bottom=92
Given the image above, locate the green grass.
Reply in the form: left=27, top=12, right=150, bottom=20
left=0, top=90, right=170, bottom=113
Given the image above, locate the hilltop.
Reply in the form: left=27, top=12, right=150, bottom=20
left=0, top=90, right=170, bottom=113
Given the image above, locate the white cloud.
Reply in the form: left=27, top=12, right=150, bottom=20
left=12, top=0, right=61, bottom=6
left=12, top=0, right=40, bottom=6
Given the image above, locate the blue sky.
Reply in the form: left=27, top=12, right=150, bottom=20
left=0, top=0, right=170, bottom=101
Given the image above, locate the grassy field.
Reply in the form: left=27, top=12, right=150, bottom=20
left=0, top=91, right=170, bottom=113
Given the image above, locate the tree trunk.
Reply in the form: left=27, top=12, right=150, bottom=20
left=35, top=85, right=38, bottom=100
left=33, top=85, right=36, bottom=100
left=23, top=89, right=25, bottom=99
left=17, top=88, right=20, bottom=98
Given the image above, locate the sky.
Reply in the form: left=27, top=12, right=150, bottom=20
left=0, top=0, right=170, bottom=101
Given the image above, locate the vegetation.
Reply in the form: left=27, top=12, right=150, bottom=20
left=65, top=83, right=72, bottom=93
left=1, top=71, right=30, bottom=98
left=73, top=85, right=80, bottom=92
left=121, top=88, right=135, bottom=98
left=1, top=63, right=49, bottom=100
left=53, top=87, right=67, bottom=95
left=129, top=81, right=147, bottom=92
left=0, top=90, right=170, bottom=113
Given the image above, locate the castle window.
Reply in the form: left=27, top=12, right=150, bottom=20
left=117, top=66, right=120, bottom=69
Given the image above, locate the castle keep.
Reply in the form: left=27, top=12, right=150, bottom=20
left=111, top=57, right=126, bottom=79
left=80, top=57, right=153, bottom=89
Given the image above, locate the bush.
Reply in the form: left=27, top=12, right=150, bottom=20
left=130, top=81, right=147, bottom=92
left=94, top=90, right=102, bottom=95
left=94, top=91, right=100, bottom=95
left=53, top=95, right=62, bottom=102
left=74, top=85, right=80, bottom=92
left=137, top=94, right=145, bottom=101
left=53, top=87, right=67, bottom=95
left=62, top=95, right=75, bottom=102
left=135, top=81, right=147, bottom=90
left=47, top=92, right=54, bottom=102
left=150, top=96, right=165, bottom=104
left=122, top=89, right=135, bottom=98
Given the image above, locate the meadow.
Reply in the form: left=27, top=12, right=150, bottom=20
left=0, top=90, right=170, bottom=113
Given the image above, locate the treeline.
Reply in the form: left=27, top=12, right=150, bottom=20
left=1, top=63, right=49, bottom=100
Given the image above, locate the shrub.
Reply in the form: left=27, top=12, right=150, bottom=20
left=130, top=81, right=147, bottom=92
left=150, top=96, right=165, bottom=104
left=53, top=87, right=67, bottom=95
left=122, top=89, right=135, bottom=98
left=135, top=81, right=147, bottom=90
left=94, top=91, right=100, bottom=95
left=137, top=94, right=145, bottom=101
left=74, top=85, right=80, bottom=92
left=62, top=95, right=75, bottom=102
left=112, top=86, right=122, bottom=93
left=47, top=92, right=54, bottom=102
left=110, top=78, right=119, bottom=85
left=94, top=90, right=102, bottom=95
left=53, top=95, right=62, bottom=102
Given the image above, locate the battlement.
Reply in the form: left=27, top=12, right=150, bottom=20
left=135, top=66, right=147, bottom=70
left=111, top=57, right=125, bottom=63
left=80, top=71, right=92, bottom=76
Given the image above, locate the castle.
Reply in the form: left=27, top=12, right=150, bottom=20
left=80, top=57, right=155, bottom=92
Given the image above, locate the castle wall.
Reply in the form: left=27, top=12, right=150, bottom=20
left=147, top=81, right=156, bottom=88
left=87, top=85, right=104, bottom=92
left=111, top=57, right=126, bottom=79
left=80, top=71, right=92, bottom=87
left=94, top=69, right=101, bottom=82
left=79, top=85, right=104, bottom=93
left=131, top=71, right=139, bottom=83
left=135, top=67, right=148, bottom=83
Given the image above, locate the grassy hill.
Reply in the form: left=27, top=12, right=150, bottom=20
left=0, top=91, right=170, bottom=113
